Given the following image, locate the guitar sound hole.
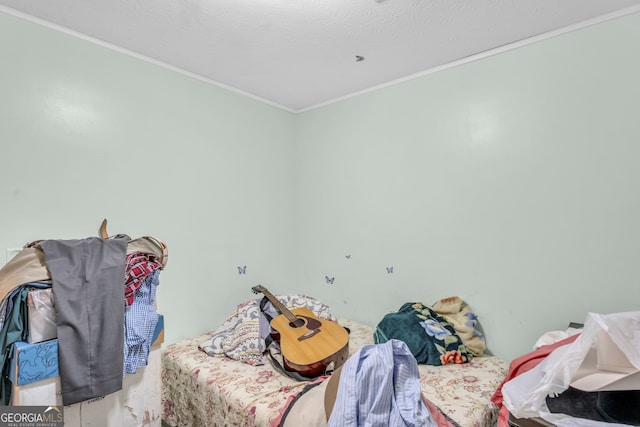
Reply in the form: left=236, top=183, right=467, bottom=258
left=289, top=318, right=305, bottom=328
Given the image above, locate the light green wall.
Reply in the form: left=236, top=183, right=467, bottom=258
left=294, top=11, right=640, bottom=361
left=0, top=11, right=297, bottom=345
left=2, top=9, right=639, bottom=363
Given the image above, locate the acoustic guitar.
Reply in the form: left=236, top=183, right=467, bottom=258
left=252, top=285, right=349, bottom=378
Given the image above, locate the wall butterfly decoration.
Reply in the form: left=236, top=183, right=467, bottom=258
left=325, top=275, right=335, bottom=284
left=237, top=266, right=247, bottom=275
left=386, top=266, right=394, bottom=274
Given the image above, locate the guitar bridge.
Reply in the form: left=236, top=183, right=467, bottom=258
left=298, top=328, right=320, bottom=341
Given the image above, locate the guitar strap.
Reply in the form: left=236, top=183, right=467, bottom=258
left=268, top=344, right=320, bottom=382
left=259, top=296, right=276, bottom=348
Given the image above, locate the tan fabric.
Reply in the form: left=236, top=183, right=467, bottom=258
left=127, top=236, right=168, bottom=268
left=281, top=366, right=341, bottom=427
left=323, top=365, right=342, bottom=421
left=282, top=379, right=329, bottom=427
left=0, top=247, right=50, bottom=303
left=431, top=296, right=486, bottom=356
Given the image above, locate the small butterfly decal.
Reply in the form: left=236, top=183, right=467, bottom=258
left=345, top=255, right=351, bottom=259
left=237, top=266, right=247, bottom=275
left=386, top=266, right=394, bottom=274
left=325, top=276, right=335, bottom=284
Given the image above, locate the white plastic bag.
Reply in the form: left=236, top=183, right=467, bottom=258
left=27, top=287, right=57, bottom=343
left=502, top=311, right=640, bottom=427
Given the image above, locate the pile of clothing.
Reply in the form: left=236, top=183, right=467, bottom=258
left=0, top=233, right=167, bottom=406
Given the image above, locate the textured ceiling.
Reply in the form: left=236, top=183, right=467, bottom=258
left=2, top=0, right=640, bottom=112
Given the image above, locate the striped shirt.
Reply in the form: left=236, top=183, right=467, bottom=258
left=328, top=339, right=436, bottom=427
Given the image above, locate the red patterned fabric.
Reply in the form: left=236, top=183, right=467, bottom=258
left=124, top=252, right=161, bottom=305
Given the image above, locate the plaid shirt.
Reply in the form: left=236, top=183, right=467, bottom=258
left=124, top=269, right=160, bottom=374
left=124, top=252, right=161, bottom=306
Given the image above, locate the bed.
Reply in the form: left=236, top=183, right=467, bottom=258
left=161, top=318, right=508, bottom=427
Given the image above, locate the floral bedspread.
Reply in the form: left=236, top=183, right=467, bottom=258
left=418, top=357, right=507, bottom=427
left=161, top=319, right=507, bottom=427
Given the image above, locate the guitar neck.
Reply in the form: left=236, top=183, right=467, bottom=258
left=253, top=286, right=297, bottom=323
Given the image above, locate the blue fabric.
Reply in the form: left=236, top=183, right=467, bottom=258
left=124, top=269, right=160, bottom=374
left=328, top=339, right=436, bottom=427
